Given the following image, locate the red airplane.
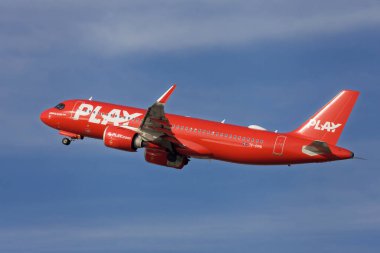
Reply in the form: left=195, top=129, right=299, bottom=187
left=40, top=85, right=359, bottom=169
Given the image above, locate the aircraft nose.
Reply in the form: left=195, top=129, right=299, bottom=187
left=40, top=110, right=50, bottom=125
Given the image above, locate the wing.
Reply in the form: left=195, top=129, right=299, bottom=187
left=125, top=84, right=180, bottom=153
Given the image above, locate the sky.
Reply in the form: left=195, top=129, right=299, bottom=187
left=0, top=0, right=379, bottom=252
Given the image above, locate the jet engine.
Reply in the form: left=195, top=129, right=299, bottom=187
left=103, top=126, right=144, bottom=152
left=145, top=148, right=188, bottom=169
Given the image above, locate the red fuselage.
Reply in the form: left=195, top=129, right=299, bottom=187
left=40, top=99, right=354, bottom=166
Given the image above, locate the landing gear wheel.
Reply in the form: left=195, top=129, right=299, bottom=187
left=62, top=138, right=71, bottom=145
left=167, top=153, right=177, bottom=162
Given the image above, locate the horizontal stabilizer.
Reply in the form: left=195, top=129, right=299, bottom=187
left=248, top=125, right=267, bottom=131
left=302, top=141, right=331, bottom=156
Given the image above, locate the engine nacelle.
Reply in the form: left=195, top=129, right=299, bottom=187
left=103, top=126, right=144, bottom=152
left=145, top=148, right=188, bottom=169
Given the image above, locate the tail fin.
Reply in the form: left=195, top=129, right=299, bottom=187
left=291, top=90, right=360, bottom=145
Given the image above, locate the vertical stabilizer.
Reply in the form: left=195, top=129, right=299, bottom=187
left=291, top=90, right=360, bottom=145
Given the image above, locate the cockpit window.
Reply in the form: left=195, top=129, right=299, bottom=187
left=55, top=103, right=65, bottom=110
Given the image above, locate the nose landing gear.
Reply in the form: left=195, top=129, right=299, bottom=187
left=62, top=137, right=71, bottom=145
left=59, top=131, right=83, bottom=146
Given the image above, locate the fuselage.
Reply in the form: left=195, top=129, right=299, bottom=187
left=40, top=99, right=353, bottom=165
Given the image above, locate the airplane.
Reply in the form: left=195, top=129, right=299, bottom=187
left=40, top=85, right=360, bottom=169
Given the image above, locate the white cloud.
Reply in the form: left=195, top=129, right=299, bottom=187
left=82, top=1, right=380, bottom=55
left=1, top=0, right=380, bottom=56
left=0, top=201, right=379, bottom=252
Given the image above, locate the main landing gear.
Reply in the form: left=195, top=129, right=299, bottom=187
left=167, top=152, right=177, bottom=162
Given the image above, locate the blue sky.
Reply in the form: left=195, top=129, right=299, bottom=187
left=0, top=0, right=379, bottom=252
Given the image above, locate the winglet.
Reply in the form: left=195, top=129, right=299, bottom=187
left=157, top=84, right=176, bottom=104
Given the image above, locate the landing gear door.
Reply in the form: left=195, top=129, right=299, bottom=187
left=273, top=136, right=287, bottom=156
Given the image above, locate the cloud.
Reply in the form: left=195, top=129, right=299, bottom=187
left=1, top=0, right=380, bottom=56
left=1, top=201, right=379, bottom=252
left=82, top=0, right=380, bottom=55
